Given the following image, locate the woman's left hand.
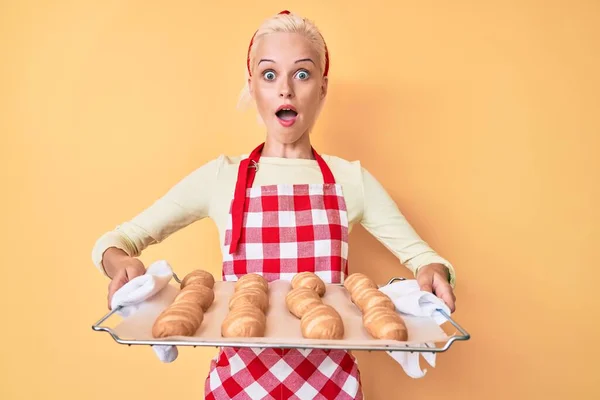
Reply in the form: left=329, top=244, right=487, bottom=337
left=416, top=264, right=456, bottom=312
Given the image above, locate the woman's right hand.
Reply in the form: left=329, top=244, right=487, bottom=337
left=103, top=247, right=147, bottom=309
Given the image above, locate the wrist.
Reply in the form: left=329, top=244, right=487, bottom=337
left=102, top=247, right=131, bottom=279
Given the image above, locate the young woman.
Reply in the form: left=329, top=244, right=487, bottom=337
left=93, top=10, right=457, bottom=399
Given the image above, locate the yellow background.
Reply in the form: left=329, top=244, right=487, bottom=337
left=1, top=0, right=598, bottom=398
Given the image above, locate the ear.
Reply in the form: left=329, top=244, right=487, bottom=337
left=320, top=76, right=328, bottom=99
left=247, top=77, right=253, bottom=96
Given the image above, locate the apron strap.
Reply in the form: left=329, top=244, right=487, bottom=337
left=229, top=142, right=335, bottom=254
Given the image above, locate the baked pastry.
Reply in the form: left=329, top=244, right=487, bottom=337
left=352, top=287, right=395, bottom=312
left=229, top=287, right=269, bottom=313
left=285, top=287, right=323, bottom=318
left=173, top=283, right=215, bottom=312
left=344, top=272, right=377, bottom=295
left=235, top=273, right=269, bottom=293
left=153, top=272, right=215, bottom=338
left=362, top=306, right=408, bottom=341
left=152, top=301, right=203, bottom=338
left=300, top=304, right=344, bottom=340
left=223, top=274, right=270, bottom=337
left=221, top=304, right=267, bottom=337
left=180, top=269, right=215, bottom=289
left=291, top=272, right=326, bottom=296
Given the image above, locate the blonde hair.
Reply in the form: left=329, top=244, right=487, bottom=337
left=237, top=11, right=329, bottom=111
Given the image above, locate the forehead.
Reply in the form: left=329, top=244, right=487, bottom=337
left=255, top=32, right=318, bottom=64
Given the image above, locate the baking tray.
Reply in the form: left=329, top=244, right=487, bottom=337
left=92, top=276, right=470, bottom=353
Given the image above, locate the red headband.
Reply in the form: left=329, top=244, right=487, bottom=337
left=246, top=10, right=330, bottom=77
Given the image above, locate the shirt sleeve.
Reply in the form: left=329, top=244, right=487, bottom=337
left=91, top=156, right=222, bottom=276
left=359, top=167, right=457, bottom=288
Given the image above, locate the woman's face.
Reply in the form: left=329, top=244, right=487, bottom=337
left=249, top=32, right=328, bottom=144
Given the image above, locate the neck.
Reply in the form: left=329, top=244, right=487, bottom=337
left=261, top=133, right=315, bottom=160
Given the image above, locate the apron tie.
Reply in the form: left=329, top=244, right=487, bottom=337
left=228, top=143, right=335, bottom=254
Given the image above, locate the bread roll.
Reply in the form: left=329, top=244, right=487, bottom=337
left=344, top=273, right=377, bottom=294
left=300, top=304, right=344, bottom=340
left=221, top=304, right=267, bottom=337
left=174, top=283, right=215, bottom=311
left=180, top=269, right=215, bottom=289
left=291, top=272, right=326, bottom=296
left=285, top=287, right=323, bottom=318
left=235, top=273, right=268, bottom=293
left=152, top=301, right=203, bottom=338
left=362, top=306, right=407, bottom=341
left=229, top=287, right=269, bottom=313
left=352, top=287, right=395, bottom=312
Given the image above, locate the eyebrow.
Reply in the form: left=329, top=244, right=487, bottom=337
left=257, top=58, right=316, bottom=66
left=295, top=58, right=315, bottom=65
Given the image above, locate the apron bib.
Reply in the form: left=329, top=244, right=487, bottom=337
left=205, top=143, right=363, bottom=400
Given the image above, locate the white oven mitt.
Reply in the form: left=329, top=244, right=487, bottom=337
left=378, top=279, right=451, bottom=378
left=110, top=259, right=179, bottom=363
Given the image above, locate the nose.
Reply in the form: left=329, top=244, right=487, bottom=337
left=279, top=78, right=294, bottom=99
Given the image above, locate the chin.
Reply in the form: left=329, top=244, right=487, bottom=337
left=270, top=127, right=308, bottom=144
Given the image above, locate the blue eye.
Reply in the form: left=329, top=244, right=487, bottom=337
left=263, top=71, right=276, bottom=80
left=295, top=70, right=310, bottom=80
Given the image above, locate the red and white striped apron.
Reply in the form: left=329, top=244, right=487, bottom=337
left=205, top=143, right=363, bottom=399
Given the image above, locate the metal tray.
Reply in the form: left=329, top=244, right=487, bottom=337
left=92, top=276, right=470, bottom=353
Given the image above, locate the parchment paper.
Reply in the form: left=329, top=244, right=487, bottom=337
left=111, top=280, right=449, bottom=349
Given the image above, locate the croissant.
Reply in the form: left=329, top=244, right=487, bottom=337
left=229, top=287, right=269, bottom=313
left=152, top=301, right=204, bottom=338
left=221, top=304, right=267, bottom=337
left=291, top=272, right=326, bottom=296
left=300, top=304, right=344, bottom=340
left=362, top=306, right=408, bottom=341
left=180, top=269, right=215, bottom=289
left=352, top=287, right=395, bottom=312
left=174, top=283, right=215, bottom=311
left=285, top=287, right=323, bottom=318
left=344, top=273, right=377, bottom=295
left=235, top=273, right=269, bottom=293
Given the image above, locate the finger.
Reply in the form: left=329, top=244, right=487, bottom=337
left=126, top=266, right=145, bottom=280
left=417, top=272, right=434, bottom=293
left=434, top=284, right=456, bottom=313
left=441, top=292, right=456, bottom=313
left=107, top=276, right=126, bottom=309
left=107, top=280, right=115, bottom=309
left=419, top=280, right=434, bottom=293
left=107, top=286, right=120, bottom=309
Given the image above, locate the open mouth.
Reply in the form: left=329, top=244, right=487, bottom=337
left=275, top=108, right=298, bottom=121
left=275, top=106, right=298, bottom=127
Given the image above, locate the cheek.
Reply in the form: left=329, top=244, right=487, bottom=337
left=299, top=87, right=322, bottom=115
left=253, top=85, right=274, bottom=115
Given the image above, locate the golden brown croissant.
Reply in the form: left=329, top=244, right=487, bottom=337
left=153, top=272, right=215, bottom=338
left=344, top=272, right=377, bottom=295
left=291, top=272, right=326, bottom=296
left=228, top=287, right=269, bottom=313
left=300, top=304, right=344, bottom=340
left=352, top=287, right=395, bottom=312
left=235, top=273, right=269, bottom=293
left=285, top=287, right=323, bottom=318
left=180, top=269, right=215, bottom=289
left=152, top=301, right=204, bottom=338
left=362, top=306, right=408, bottom=341
left=221, top=304, right=267, bottom=337
left=174, top=283, right=215, bottom=312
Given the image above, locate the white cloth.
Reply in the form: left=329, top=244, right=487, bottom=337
left=378, top=279, right=451, bottom=378
left=110, top=259, right=179, bottom=363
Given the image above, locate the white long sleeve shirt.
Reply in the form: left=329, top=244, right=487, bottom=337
left=91, top=153, right=456, bottom=287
